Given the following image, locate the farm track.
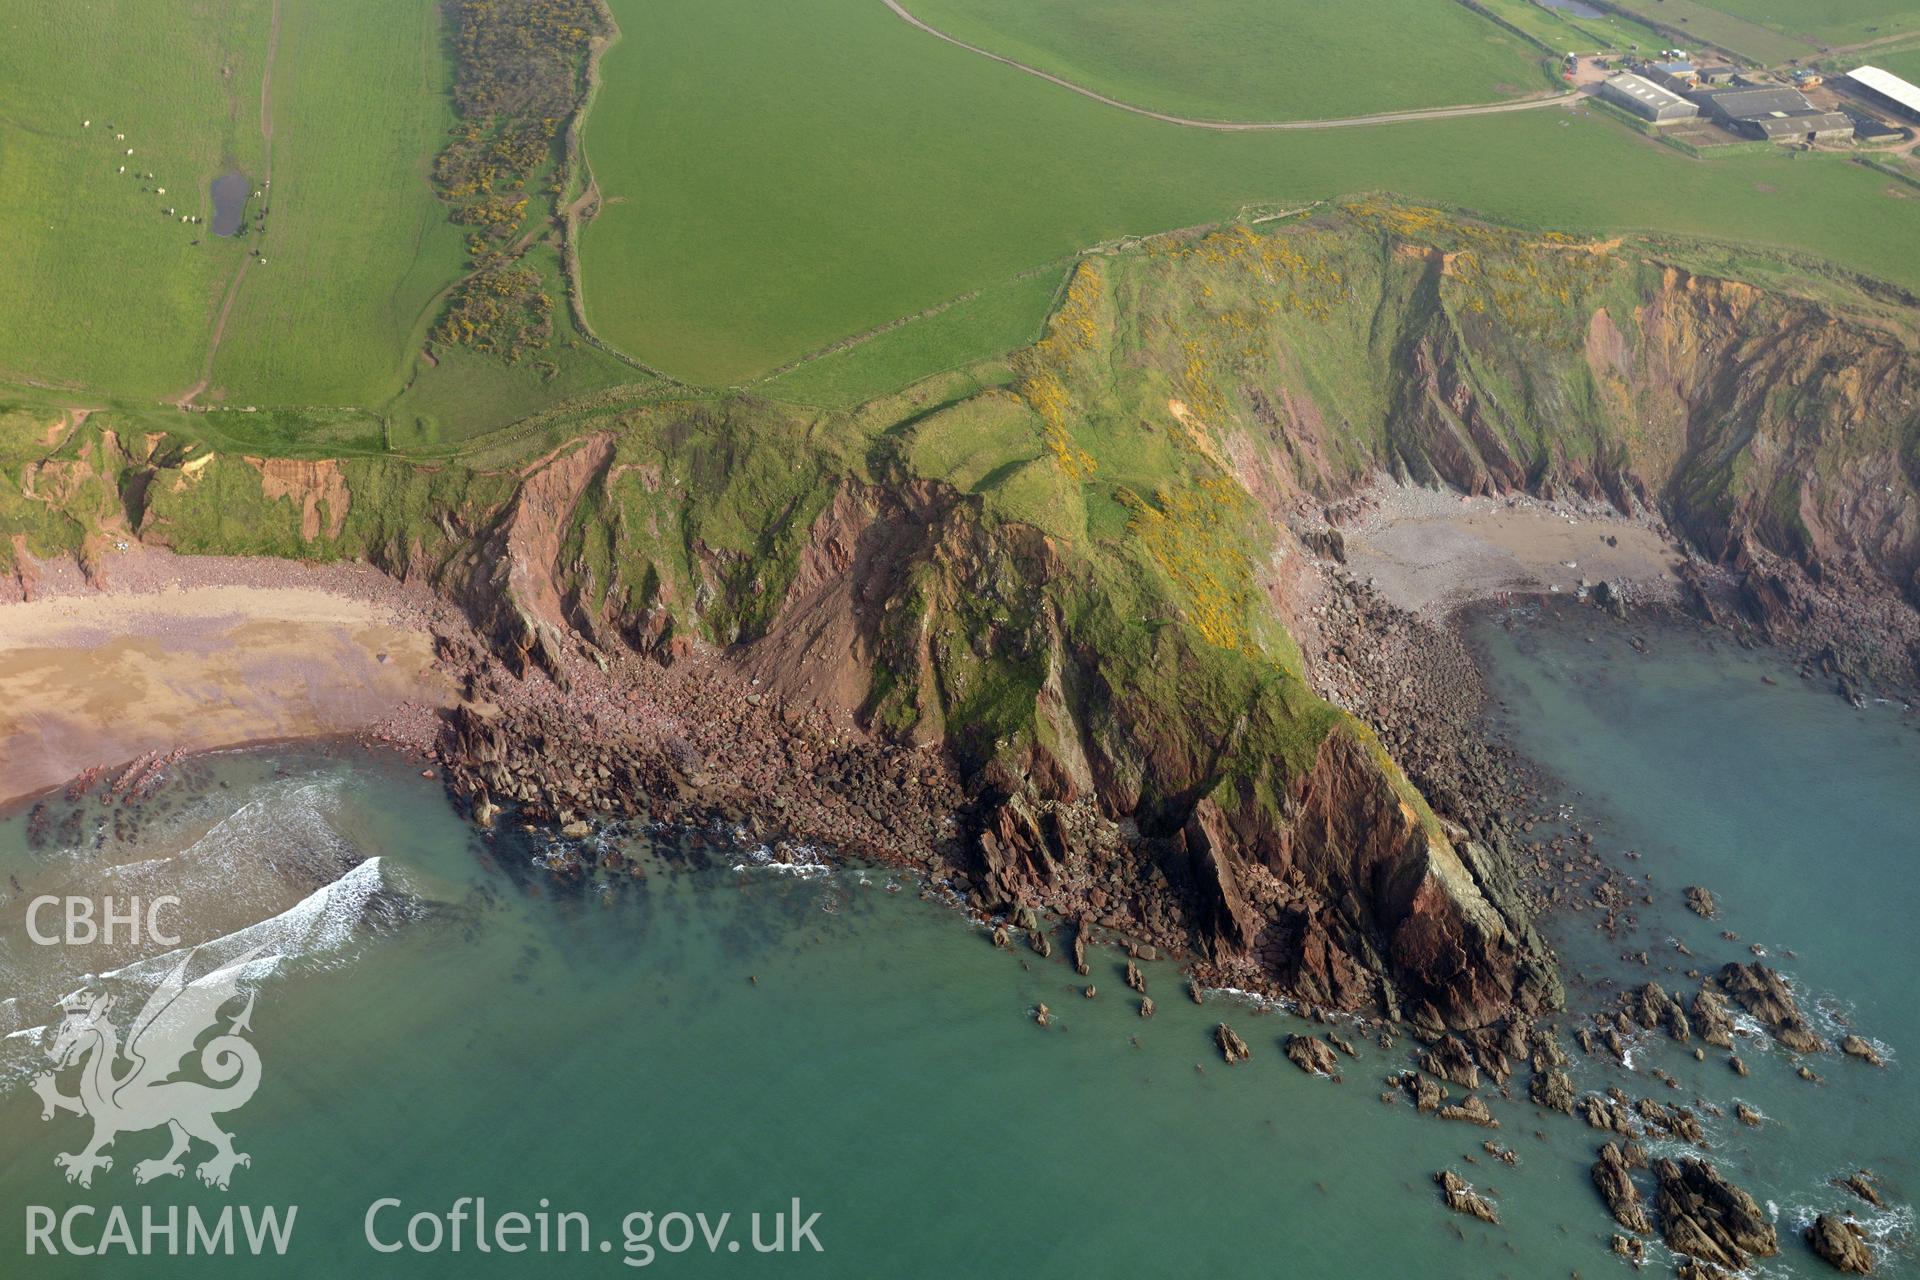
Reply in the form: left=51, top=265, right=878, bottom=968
left=177, top=0, right=281, bottom=408
left=881, top=0, right=1578, bottom=130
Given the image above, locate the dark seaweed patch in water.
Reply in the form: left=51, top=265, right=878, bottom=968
left=210, top=171, right=249, bottom=236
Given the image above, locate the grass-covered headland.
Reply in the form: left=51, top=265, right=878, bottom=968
left=8, top=201, right=1916, bottom=1024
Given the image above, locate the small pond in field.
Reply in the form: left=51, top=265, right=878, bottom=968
left=210, top=170, right=249, bottom=236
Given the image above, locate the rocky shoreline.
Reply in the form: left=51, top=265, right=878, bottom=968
left=6, top=540, right=1911, bottom=1276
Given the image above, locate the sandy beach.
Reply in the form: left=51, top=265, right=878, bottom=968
left=0, top=549, right=453, bottom=806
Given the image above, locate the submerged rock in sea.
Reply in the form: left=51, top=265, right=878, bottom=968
left=1653, top=1157, right=1778, bottom=1272
left=1592, top=1141, right=1652, bottom=1234
left=1437, top=1095, right=1497, bottom=1127
left=1283, top=1034, right=1342, bottom=1081
left=1529, top=1067, right=1575, bottom=1113
left=1684, top=885, right=1719, bottom=918
left=1834, top=1171, right=1885, bottom=1209
left=1124, top=961, right=1147, bottom=994
left=1806, top=1213, right=1874, bottom=1274
left=1734, top=1101, right=1763, bottom=1128
left=1215, top=1023, right=1251, bottom=1065
left=1433, top=1170, right=1498, bottom=1225
left=1138, top=996, right=1154, bottom=1019
left=1637, top=1097, right=1705, bottom=1145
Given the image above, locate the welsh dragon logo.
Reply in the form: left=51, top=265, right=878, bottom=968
left=32, top=944, right=267, bottom=1191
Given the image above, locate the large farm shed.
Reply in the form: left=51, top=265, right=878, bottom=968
left=1692, top=86, right=1854, bottom=143
left=1846, top=66, right=1920, bottom=122
left=1600, top=72, right=1700, bottom=123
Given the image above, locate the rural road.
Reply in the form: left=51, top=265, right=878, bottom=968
left=882, top=0, right=1579, bottom=131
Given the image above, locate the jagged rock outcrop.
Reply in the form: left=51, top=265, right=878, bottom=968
left=1434, top=1170, right=1498, bottom=1225
left=1624, top=981, right=1692, bottom=1042
left=1836, top=1172, right=1885, bottom=1209
left=1592, top=1141, right=1652, bottom=1235
left=1283, top=1033, right=1343, bottom=1080
left=1807, top=1214, right=1874, bottom=1274
left=1693, top=987, right=1736, bottom=1050
left=1419, top=1034, right=1481, bottom=1090
left=1840, top=1035, right=1885, bottom=1067
left=1530, top=1067, right=1575, bottom=1113
left=1436, top=1095, right=1496, bottom=1127
left=1653, top=1157, right=1779, bottom=1272
left=1215, top=1023, right=1251, bottom=1064
left=1716, top=962, right=1827, bottom=1054
left=1581, top=1092, right=1634, bottom=1135
left=1392, top=1069, right=1448, bottom=1114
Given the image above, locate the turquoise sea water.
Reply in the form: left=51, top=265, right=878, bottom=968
left=0, top=604, right=1911, bottom=1277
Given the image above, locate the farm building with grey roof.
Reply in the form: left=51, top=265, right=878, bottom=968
left=1599, top=73, right=1699, bottom=123
left=1691, top=86, right=1854, bottom=142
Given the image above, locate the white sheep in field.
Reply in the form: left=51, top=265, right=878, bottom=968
left=117, top=165, right=125, bottom=174
left=83, top=119, right=91, bottom=128
left=125, top=148, right=134, bottom=155
left=156, top=187, right=165, bottom=195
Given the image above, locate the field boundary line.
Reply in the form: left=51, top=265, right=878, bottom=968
left=176, top=0, right=282, bottom=408
left=557, top=0, right=680, bottom=384
left=880, top=0, right=1578, bottom=130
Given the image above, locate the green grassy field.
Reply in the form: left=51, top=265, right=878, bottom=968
left=1673, top=0, right=1920, bottom=49
left=0, top=0, right=513, bottom=417
left=758, top=267, right=1064, bottom=406
left=1475, top=0, right=1666, bottom=52
left=1865, top=44, right=1920, bottom=81
left=0, top=0, right=270, bottom=396
left=580, top=0, right=1920, bottom=390
left=203, top=0, right=469, bottom=406
left=9, top=0, right=1920, bottom=424
left=898, top=0, right=1551, bottom=121
left=1597, top=0, right=1819, bottom=62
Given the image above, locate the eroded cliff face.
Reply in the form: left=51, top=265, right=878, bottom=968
left=1210, top=209, right=1920, bottom=687
left=6, top=200, right=1916, bottom=1032
left=697, top=452, right=1560, bottom=1030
